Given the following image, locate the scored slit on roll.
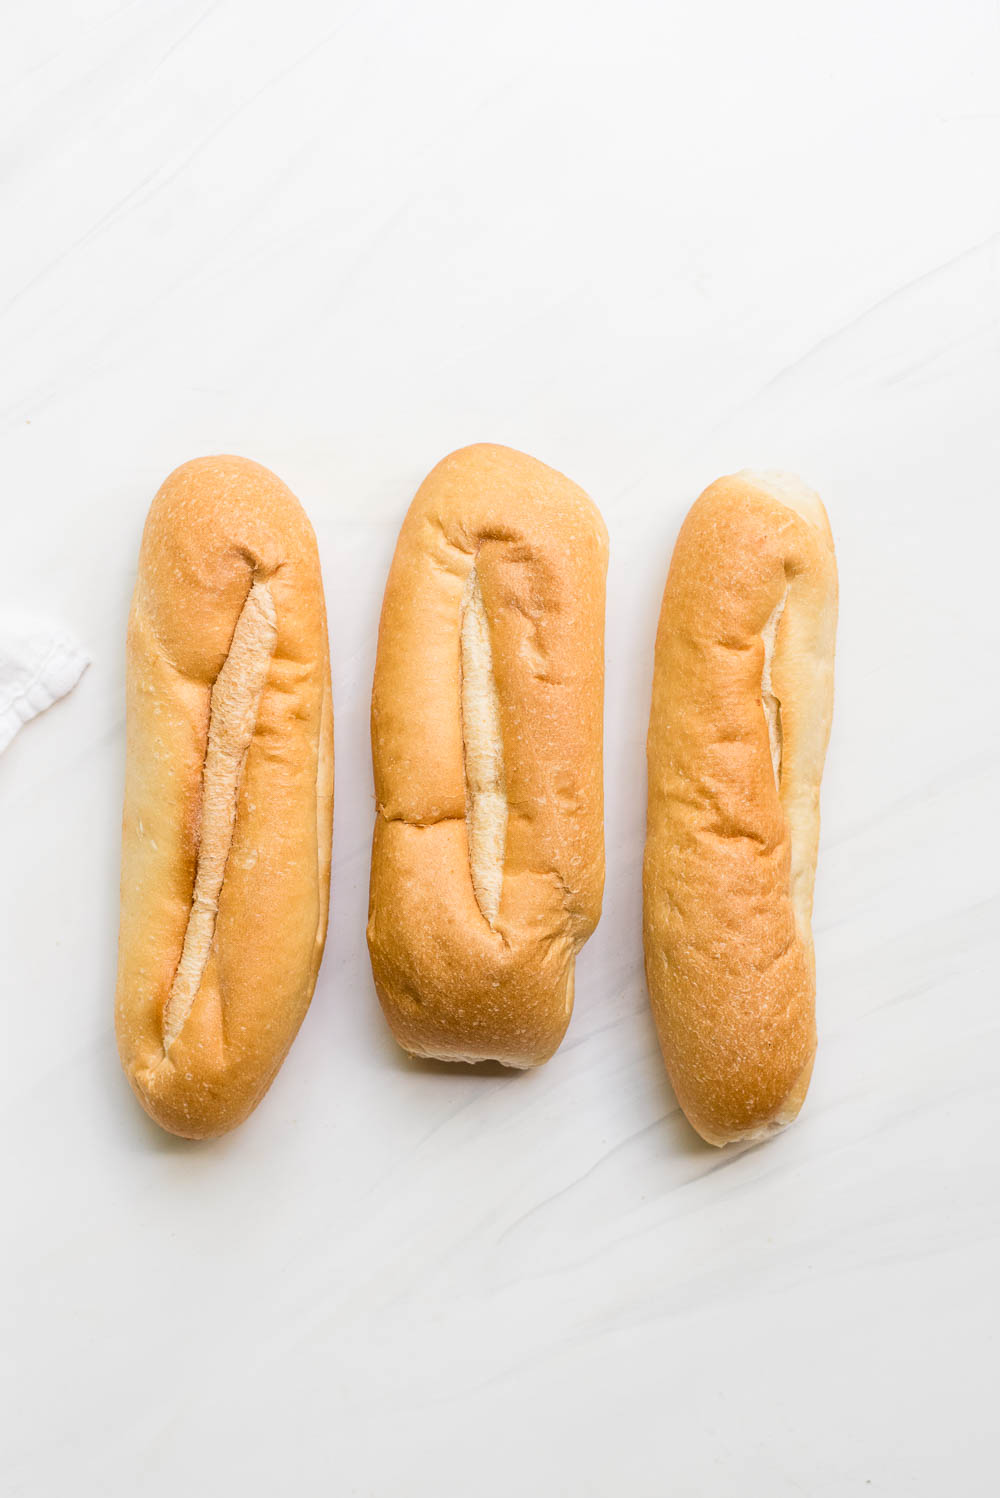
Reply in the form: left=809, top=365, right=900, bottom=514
left=162, top=578, right=278, bottom=1051
left=760, top=587, right=787, bottom=787
left=459, top=565, right=507, bottom=925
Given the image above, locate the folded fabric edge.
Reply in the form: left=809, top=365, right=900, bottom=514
left=0, top=636, right=90, bottom=754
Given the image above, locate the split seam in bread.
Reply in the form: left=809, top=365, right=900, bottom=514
left=161, top=577, right=277, bottom=1052
left=459, top=563, right=507, bottom=926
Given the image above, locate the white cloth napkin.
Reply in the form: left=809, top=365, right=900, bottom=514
left=0, top=618, right=90, bottom=753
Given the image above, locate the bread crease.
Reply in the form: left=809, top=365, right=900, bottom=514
left=459, top=564, right=507, bottom=926
left=162, top=578, right=277, bottom=1050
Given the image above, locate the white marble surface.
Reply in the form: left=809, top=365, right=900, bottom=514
left=3, top=2, right=999, bottom=1493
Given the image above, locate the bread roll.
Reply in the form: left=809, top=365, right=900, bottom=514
left=116, top=456, right=334, bottom=1138
left=643, top=471, right=837, bottom=1145
left=367, top=443, right=607, bottom=1067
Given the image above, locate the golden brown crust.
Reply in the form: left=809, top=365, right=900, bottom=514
left=643, top=471, right=837, bottom=1145
left=367, top=443, right=608, bottom=1067
left=115, top=456, right=334, bottom=1138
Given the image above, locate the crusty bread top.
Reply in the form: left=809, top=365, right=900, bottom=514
left=116, top=456, right=333, bottom=1138
left=368, top=443, right=608, bottom=1067
left=643, top=470, right=837, bottom=1144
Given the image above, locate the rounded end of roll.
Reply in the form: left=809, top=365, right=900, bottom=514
left=122, top=1058, right=265, bottom=1141
left=730, top=468, right=831, bottom=537
left=686, top=1049, right=817, bottom=1149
